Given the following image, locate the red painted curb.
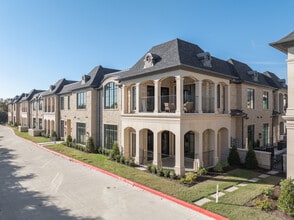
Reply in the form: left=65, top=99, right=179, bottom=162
left=10, top=128, right=228, bottom=220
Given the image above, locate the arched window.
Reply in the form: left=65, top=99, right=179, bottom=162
left=104, top=82, right=118, bottom=109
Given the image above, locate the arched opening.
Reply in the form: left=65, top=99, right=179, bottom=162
left=123, top=127, right=136, bottom=158
left=184, top=131, right=195, bottom=159
left=139, top=80, right=155, bottom=112
left=160, top=130, right=175, bottom=167
left=183, top=77, right=197, bottom=113
left=202, top=129, right=215, bottom=167
left=218, top=128, right=229, bottom=161
left=216, top=82, right=229, bottom=114
left=160, top=77, right=176, bottom=112
left=202, top=80, right=215, bottom=113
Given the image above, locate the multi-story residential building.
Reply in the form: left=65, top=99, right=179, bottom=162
left=102, top=39, right=287, bottom=175
left=8, top=93, right=26, bottom=126
left=29, top=91, right=45, bottom=133
left=7, top=38, right=287, bottom=176
left=42, top=78, right=76, bottom=137
left=58, top=66, right=119, bottom=145
left=229, top=59, right=287, bottom=149
left=18, top=89, right=44, bottom=130
left=271, top=31, right=294, bottom=178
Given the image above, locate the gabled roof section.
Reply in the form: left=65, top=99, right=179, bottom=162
left=42, top=78, right=77, bottom=96
left=58, top=66, right=120, bottom=94
left=117, top=38, right=237, bottom=80
left=270, top=31, right=294, bottom=54
left=22, top=89, right=45, bottom=102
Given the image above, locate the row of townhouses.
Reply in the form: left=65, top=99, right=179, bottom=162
left=8, top=39, right=287, bottom=175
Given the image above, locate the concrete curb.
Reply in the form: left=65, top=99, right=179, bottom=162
left=10, top=128, right=228, bottom=220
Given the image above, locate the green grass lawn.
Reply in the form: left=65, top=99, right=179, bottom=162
left=45, top=143, right=282, bottom=220
left=11, top=126, right=51, bottom=143
left=7, top=126, right=283, bottom=220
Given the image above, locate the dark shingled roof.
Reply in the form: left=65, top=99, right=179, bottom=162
left=228, top=59, right=284, bottom=89
left=117, top=39, right=238, bottom=80
left=19, top=89, right=44, bottom=102
left=270, top=31, right=294, bottom=53
left=59, top=65, right=120, bottom=94
left=42, top=78, right=77, bottom=96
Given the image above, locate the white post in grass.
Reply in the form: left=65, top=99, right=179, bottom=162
left=216, top=184, right=219, bottom=203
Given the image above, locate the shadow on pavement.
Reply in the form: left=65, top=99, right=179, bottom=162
left=0, top=147, right=103, bottom=220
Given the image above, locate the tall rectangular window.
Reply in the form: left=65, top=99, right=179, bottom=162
left=33, top=101, right=36, bottom=111
left=131, top=86, right=136, bottom=111
left=68, top=96, right=70, bottom=109
left=39, top=100, right=43, bottom=110
left=60, top=97, right=64, bottom=110
left=104, top=82, right=118, bottom=109
left=77, top=92, right=86, bottom=109
left=33, top=118, right=36, bottom=128
left=247, top=125, right=255, bottom=148
left=39, top=118, right=42, bottom=129
left=217, top=84, right=221, bottom=108
left=247, top=88, right=255, bottom=109
left=60, top=120, right=65, bottom=138
left=263, top=91, right=269, bottom=109
left=104, top=124, right=117, bottom=149
left=263, top=123, right=269, bottom=146
left=76, top=123, right=86, bottom=144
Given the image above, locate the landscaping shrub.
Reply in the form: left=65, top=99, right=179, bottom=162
left=151, top=165, right=157, bottom=174
left=157, top=167, right=164, bottom=176
left=180, top=172, right=197, bottom=185
left=245, top=147, right=258, bottom=169
left=197, top=167, right=208, bottom=176
left=128, top=158, right=135, bottom=167
left=170, top=170, right=177, bottom=179
left=112, top=142, right=120, bottom=156
left=86, top=136, right=95, bottom=153
left=213, top=161, right=229, bottom=172
left=66, top=135, right=73, bottom=147
left=51, top=131, right=57, bottom=141
left=147, top=163, right=153, bottom=173
left=120, top=156, right=125, bottom=164
left=254, top=196, right=275, bottom=211
left=163, top=169, right=170, bottom=178
left=227, top=145, right=241, bottom=166
left=278, top=178, right=294, bottom=216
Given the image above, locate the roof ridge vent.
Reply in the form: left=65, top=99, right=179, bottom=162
left=197, top=52, right=212, bottom=68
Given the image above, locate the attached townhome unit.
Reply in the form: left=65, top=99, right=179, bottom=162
left=8, top=38, right=288, bottom=176
left=28, top=91, right=45, bottom=136
left=58, top=66, right=119, bottom=146
left=102, top=39, right=287, bottom=175
left=8, top=93, right=26, bottom=126
left=42, top=79, right=76, bottom=137
left=18, top=89, right=44, bottom=131
left=271, top=31, right=294, bottom=178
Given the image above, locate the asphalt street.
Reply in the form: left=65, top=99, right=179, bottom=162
left=0, top=125, right=213, bottom=220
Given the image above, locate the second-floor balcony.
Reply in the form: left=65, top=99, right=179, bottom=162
left=122, top=76, right=229, bottom=115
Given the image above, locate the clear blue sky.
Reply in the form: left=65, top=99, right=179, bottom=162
left=0, top=0, right=293, bottom=99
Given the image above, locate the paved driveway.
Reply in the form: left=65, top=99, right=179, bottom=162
left=0, top=125, right=213, bottom=220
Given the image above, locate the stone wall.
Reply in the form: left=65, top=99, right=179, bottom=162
left=237, top=148, right=271, bottom=170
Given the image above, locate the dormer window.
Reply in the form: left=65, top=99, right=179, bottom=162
left=197, top=52, right=212, bottom=68
left=49, top=85, right=55, bottom=91
left=247, top=70, right=259, bottom=82
left=144, top=53, right=155, bottom=68
left=82, top=75, right=90, bottom=84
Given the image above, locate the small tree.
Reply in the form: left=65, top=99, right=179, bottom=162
left=278, top=178, right=294, bottom=216
left=227, top=145, right=241, bottom=166
left=86, top=136, right=95, bottom=153
left=51, top=131, right=57, bottom=141
left=245, top=147, right=258, bottom=169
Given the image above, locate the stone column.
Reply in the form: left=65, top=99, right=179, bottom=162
left=153, top=131, right=162, bottom=167
left=175, top=129, right=185, bottom=176
left=176, top=76, right=183, bottom=114
left=154, top=80, right=160, bottom=113
left=135, top=130, right=143, bottom=164
left=214, top=83, right=218, bottom=113
left=197, top=80, right=202, bottom=113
